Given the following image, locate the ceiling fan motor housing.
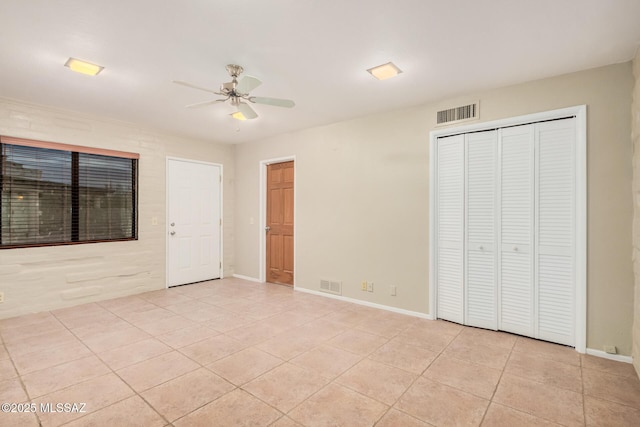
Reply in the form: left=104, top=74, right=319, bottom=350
left=221, top=81, right=236, bottom=93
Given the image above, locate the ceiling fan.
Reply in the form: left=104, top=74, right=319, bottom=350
left=173, top=64, right=295, bottom=120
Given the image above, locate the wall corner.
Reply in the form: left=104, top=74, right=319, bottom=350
left=631, top=47, right=640, bottom=377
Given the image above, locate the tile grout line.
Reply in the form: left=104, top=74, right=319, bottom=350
left=0, top=338, right=40, bottom=426
left=373, top=321, right=466, bottom=426
left=51, top=307, right=172, bottom=427
left=4, top=284, right=225, bottom=426
left=56, top=293, right=245, bottom=426
left=36, top=309, right=110, bottom=427
left=580, top=363, right=640, bottom=412
left=236, top=314, right=397, bottom=425
left=477, top=333, right=517, bottom=426
left=486, top=337, right=584, bottom=426
left=237, top=325, right=373, bottom=419
left=149, top=285, right=335, bottom=425
left=61, top=285, right=274, bottom=426
left=8, top=310, right=123, bottom=426
left=204, top=299, right=339, bottom=425
left=116, top=300, right=258, bottom=425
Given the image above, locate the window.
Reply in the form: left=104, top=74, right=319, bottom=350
left=0, top=136, right=138, bottom=248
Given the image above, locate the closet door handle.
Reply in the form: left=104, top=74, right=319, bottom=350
left=479, top=245, right=484, bottom=250
left=513, top=246, right=518, bottom=251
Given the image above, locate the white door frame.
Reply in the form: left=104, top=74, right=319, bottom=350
left=165, top=156, right=224, bottom=288
left=429, top=105, right=587, bottom=353
left=259, top=156, right=296, bottom=284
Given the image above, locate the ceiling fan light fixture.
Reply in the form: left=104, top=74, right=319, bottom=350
left=367, top=62, right=402, bottom=80
left=175, top=64, right=295, bottom=120
left=231, top=111, right=247, bottom=121
left=64, top=57, right=104, bottom=76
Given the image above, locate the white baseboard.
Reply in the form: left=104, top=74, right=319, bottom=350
left=586, top=348, right=634, bottom=364
left=294, top=286, right=433, bottom=320
left=232, top=274, right=262, bottom=283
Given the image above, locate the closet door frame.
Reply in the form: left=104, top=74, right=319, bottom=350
left=429, top=105, right=587, bottom=353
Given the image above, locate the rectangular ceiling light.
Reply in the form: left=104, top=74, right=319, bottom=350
left=231, top=111, right=247, bottom=121
left=367, top=62, right=402, bottom=80
left=64, top=57, right=104, bottom=76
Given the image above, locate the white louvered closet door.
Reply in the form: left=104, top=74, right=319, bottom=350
left=465, top=131, right=498, bottom=330
left=535, top=119, right=576, bottom=346
left=498, top=125, right=535, bottom=337
left=436, top=135, right=465, bottom=324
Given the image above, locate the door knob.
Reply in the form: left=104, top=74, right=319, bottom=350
left=170, top=231, right=176, bottom=236
left=479, top=245, right=484, bottom=250
left=513, top=246, right=518, bottom=251
left=265, top=226, right=271, bottom=232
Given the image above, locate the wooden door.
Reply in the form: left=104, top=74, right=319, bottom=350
left=167, top=159, right=221, bottom=287
left=266, top=161, right=294, bottom=285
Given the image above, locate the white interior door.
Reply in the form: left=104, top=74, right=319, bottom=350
left=535, top=118, right=576, bottom=345
left=167, top=158, right=221, bottom=287
left=498, top=125, right=535, bottom=337
left=435, top=135, right=465, bottom=324
left=465, top=130, right=498, bottom=330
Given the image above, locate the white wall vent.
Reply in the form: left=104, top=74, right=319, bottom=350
left=320, top=279, right=342, bottom=295
left=436, top=101, right=479, bottom=126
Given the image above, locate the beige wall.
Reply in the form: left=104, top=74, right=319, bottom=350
left=0, top=98, right=235, bottom=319
left=632, top=49, right=640, bottom=373
left=234, top=63, right=635, bottom=355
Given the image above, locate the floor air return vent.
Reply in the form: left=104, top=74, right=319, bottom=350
left=320, top=280, right=342, bottom=295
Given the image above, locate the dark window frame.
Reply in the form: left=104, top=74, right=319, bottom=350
left=0, top=136, right=139, bottom=249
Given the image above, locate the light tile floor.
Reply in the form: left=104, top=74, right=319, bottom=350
left=1, top=277, right=639, bottom=426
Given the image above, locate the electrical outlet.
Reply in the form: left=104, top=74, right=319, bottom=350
left=390, top=285, right=396, bottom=296
left=151, top=217, right=158, bottom=226
left=0, top=292, right=4, bottom=303
left=361, top=281, right=367, bottom=291
left=604, top=345, right=617, bottom=354
left=367, top=282, right=374, bottom=292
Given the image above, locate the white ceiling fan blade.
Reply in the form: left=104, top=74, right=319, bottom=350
left=250, top=97, right=295, bottom=108
left=238, top=102, right=258, bottom=120
left=173, top=80, right=221, bottom=95
left=235, top=76, right=262, bottom=94
left=185, top=99, right=225, bottom=109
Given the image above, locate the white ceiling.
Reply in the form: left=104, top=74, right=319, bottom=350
left=1, top=1, right=639, bottom=144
